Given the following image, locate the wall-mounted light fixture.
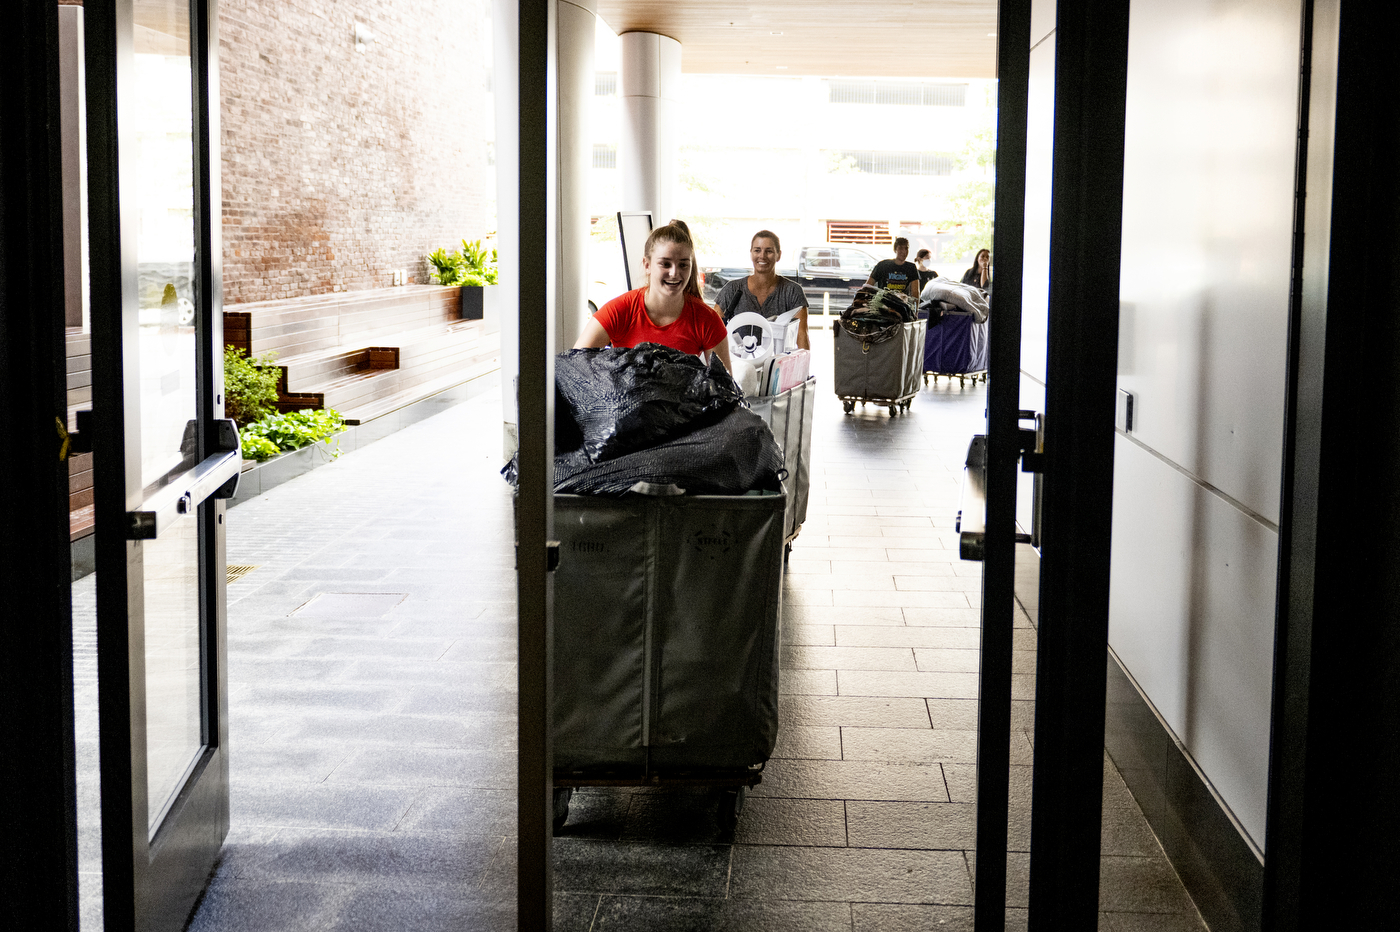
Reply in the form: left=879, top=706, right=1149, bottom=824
left=354, top=22, right=376, bottom=53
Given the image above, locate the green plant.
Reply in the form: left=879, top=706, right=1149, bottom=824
left=239, top=408, right=346, bottom=462
left=224, top=345, right=282, bottom=428
left=427, top=239, right=499, bottom=287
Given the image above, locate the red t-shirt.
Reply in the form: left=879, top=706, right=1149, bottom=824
left=593, top=288, right=728, bottom=356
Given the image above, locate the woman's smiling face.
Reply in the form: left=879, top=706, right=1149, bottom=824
left=644, top=241, right=693, bottom=297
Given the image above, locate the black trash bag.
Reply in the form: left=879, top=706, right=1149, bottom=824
left=553, top=406, right=784, bottom=496
left=554, top=344, right=745, bottom=464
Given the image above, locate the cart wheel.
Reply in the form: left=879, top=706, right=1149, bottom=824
left=784, top=542, right=792, bottom=563
left=718, top=787, right=747, bottom=831
left=923, top=374, right=929, bottom=386
left=842, top=400, right=855, bottom=414
left=888, top=405, right=898, bottom=417
left=552, top=787, right=573, bottom=833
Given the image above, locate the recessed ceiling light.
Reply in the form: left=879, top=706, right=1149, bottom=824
left=771, top=31, right=783, bottom=35
left=987, top=32, right=997, bottom=36
left=776, top=65, right=788, bottom=69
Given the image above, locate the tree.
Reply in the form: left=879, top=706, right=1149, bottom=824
left=944, top=123, right=996, bottom=263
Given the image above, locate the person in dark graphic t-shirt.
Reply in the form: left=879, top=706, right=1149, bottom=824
left=866, top=237, right=921, bottom=300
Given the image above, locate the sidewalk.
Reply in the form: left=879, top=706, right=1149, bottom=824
left=75, top=333, right=1206, bottom=931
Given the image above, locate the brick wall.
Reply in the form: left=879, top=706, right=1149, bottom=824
left=219, top=0, right=493, bottom=305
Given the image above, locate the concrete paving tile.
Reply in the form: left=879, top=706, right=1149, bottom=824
left=902, top=607, right=983, bottom=626
left=394, top=787, right=514, bottom=836
left=750, top=758, right=949, bottom=802
left=786, top=605, right=908, bottom=626
left=328, top=746, right=515, bottom=789
left=329, top=657, right=515, bottom=690
left=732, top=796, right=848, bottom=846
left=781, top=668, right=839, bottom=695
left=243, top=828, right=502, bottom=884
left=731, top=845, right=972, bottom=904
left=894, top=575, right=983, bottom=592
left=839, top=670, right=979, bottom=700
left=186, top=876, right=353, bottom=932
left=229, top=782, right=422, bottom=832
left=841, top=727, right=977, bottom=764
left=552, top=839, right=732, bottom=897
left=780, top=623, right=837, bottom=646
left=924, top=698, right=984, bottom=731
left=836, top=625, right=980, bottom=649
left=283, top=635, right=455, bottom=660
left=835, top=590, right=972, bottom=608
left=592, top=895, right=854, bottom=931
left=1098, top=856, right=1199, bottom=914
left=434, top=636, right=518, bottom=663
left=1101, top=806, right=1164, bottom=858
left=278, top=712, right=514, bottom=750
left=845, top=800, right=974, bottom=850
left=1105, top=912, right=1208, bottom=932
left=772, top=724, right=843, bottom=760
left=851, top=903, right=974, bottom=931
left=786, top=589, right=835, bottom=606
left=780, top=695, right=933, bottom=729
left=326, top=880, right=520, bottom=932
left=912, top=648, right=981, bottom=673
left=227, top=744, right=351, bottom=784
left=785, top=573, right=897, bottom=590
left=618, top=790, right=736, bottom=844
left=782, top=645, right=917, bottom=671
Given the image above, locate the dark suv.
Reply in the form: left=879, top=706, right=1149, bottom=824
left=795, top=244, right=879, bottom=312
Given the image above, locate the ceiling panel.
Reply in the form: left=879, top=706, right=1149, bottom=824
left=596, top=0, right=1000, bottom=78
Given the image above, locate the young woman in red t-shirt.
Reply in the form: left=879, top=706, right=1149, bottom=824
left=575, top=224, right=733, bottom=372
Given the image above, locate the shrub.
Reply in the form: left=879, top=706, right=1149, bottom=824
left=224, top=346, right=281, bottom=428
left=426, top=238, right=499, bottom=287
left=239, top=408, right=346, bottom=462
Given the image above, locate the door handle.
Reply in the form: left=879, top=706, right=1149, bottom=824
left=127, top=419, right=242, bottom=539
left=955, top=433, right=1032, bottom=561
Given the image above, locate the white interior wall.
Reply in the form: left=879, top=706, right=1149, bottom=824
left=1108, top=0, right=1301, bottom=848
left=1017, top=0, right=1297, bottom=849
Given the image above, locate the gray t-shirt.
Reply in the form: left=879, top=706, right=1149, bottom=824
left=715, top=275, right=808, bottom=324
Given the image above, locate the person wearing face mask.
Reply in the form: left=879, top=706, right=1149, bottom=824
left=713, top=229, right=810, bottom=351
left=575, top=224, right=733, bottom=372
left=914, top=248, right=938, bottom=290
left=866, top=236, right=921, bottom=300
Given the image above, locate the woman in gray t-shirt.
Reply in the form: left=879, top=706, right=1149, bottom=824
left=714, top=230, right=810, bottom=350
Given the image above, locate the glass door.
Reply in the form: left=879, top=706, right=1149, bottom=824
left=88, top=1, right=235, bottom=928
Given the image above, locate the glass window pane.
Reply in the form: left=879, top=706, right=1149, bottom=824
left=142, top=511, right=203, bottom=833
left=129, top=0, right=203, bottom=835
left=131, top=3, right=197, bottom=496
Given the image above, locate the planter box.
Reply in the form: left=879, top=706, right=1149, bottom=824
left=460, top=285, right=484, bottom=320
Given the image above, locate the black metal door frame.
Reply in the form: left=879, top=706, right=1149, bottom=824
left=1024, top=0, right=1132, bottom=928
left=87, top=1, right=232, bottom=929
left=0, top=3, right=82, bottom=929
left=973, top=1, right=1033, bottom=929
left=1263, top=1, right=1400, bottom=927
left=516, top=0, right=556, bottom=928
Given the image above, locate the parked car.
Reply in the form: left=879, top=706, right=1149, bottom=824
left=700, top=258, right=797, bottom=304
left=795, top=244, right=880, bottom=312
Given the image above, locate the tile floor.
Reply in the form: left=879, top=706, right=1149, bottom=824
left=73, top=331, right=1208, bottom=931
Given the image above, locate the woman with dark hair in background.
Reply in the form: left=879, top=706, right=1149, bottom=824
left=961, top=248, right=992, bottom=292
left=914, top=248, right=937, bottom=290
